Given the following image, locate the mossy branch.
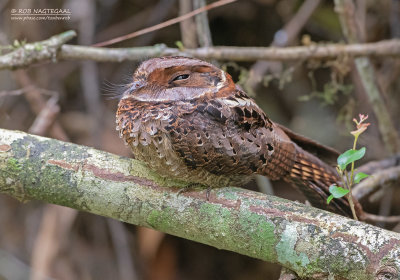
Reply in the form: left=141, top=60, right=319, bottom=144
left=0, top=30, right=77, bottom=70
left=2, top=31, right=400, bottom=70
left=0, top=128, right=400, bottom=279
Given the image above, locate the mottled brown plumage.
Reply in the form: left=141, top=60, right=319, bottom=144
left=116, top=56, right=360, bottom=217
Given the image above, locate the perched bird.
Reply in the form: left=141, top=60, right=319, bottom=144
left=116, top=56, right=361, bottom=217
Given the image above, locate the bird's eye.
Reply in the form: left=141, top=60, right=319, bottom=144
left=172, top=74, right=190, bottom=81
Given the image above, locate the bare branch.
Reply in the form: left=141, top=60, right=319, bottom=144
left=28, top=95, right=60, bottom=136
left=353, top=165, right=400, bottom=200
left=2, top=31, right=400, bottom=70
left=358, top=153, right=400, bottom=175
left=13, top=72, right=69, bottom=141
left=363, top=212, right=400, bottom=224
left=61, top=40, right=400, bottom=62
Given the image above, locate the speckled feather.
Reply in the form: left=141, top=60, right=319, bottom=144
left=116, top=57, right=360, bottom=217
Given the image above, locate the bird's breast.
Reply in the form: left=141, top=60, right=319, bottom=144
left=116, top=99, right=246, bottom=187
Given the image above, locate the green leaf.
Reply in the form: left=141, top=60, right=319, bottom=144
left=337, top=147, right=366, bottom=170
left=175, top=41, right=184, bottom=51
left=328, top=184, right=349, bottom=198
left=13, top=40, right=20, bottom=48
left=354, top=172, right=369, bottom=184
left=327, top=194, right=334, bottom=204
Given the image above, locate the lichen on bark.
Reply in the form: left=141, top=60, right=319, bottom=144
left=1, top=128, right=400, bottom=279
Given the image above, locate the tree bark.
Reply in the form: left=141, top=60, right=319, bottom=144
left=0, top=128, right=399, bottom=279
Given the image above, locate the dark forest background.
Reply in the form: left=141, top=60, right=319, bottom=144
left=0, top=0, right=400, bottom=279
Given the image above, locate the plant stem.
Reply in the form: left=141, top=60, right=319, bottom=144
left=347, top=135, right=359, bottom=220
left=347, top=191, right=358, bottom=220
left=349, top=134, right=359, bottom=185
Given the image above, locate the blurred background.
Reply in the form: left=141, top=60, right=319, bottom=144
left=0, top=0, right=400, bottom=279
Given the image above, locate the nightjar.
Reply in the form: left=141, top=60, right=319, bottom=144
left=116, top=56, right=361, bottom=217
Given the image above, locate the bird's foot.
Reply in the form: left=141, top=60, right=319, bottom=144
left=205, top=186, right=212, bottom=201
left=177, top=183, right=213, bottom=201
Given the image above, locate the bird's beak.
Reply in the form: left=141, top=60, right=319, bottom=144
left=121, top=80, right=144, bottom=99
left=128, top=80, right=144, bottom=92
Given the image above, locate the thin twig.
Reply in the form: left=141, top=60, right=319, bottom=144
left=92, top=0, right=237, bottom=47
left=28, top=95, right=60, bottom=136
left=13, top=71, right=69, bottom=141
left=352, top=165, right=400, bottom=200
left=95, top=5, right=158, bottom=42
left=135, top=0, right=177, bottom=46
left=0, top=86, right=57, bottom=99
left=273, top=0, right=322, bottom=47
left=357, top=153, right=400, bottom=174
left=363, top=212, right=400, bottom=224
left=0, top=86, right=35, bottom=98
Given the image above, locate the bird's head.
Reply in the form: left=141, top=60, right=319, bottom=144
left=121, top=56, right=234, bottom=102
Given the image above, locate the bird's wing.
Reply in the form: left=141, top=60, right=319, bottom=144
left=275, top=123, right=340, bottom=164
left=166, top=88, right=296, bottom=179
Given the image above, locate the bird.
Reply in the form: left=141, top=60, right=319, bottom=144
left=116, top=56, right=362, bottom=217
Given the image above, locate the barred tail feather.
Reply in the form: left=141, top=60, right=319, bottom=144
left=287, top=146, right=355, bottom=217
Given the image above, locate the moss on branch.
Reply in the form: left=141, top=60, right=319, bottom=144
left=0, top=129, right=400, bottom=279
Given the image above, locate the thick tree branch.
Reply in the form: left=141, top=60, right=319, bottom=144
left=2, top=31, right=400, bottom=70
left=0, top=128, right=400, bottom=279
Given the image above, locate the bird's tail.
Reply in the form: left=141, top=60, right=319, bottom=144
left=286, top=145, right=361, bottom=217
